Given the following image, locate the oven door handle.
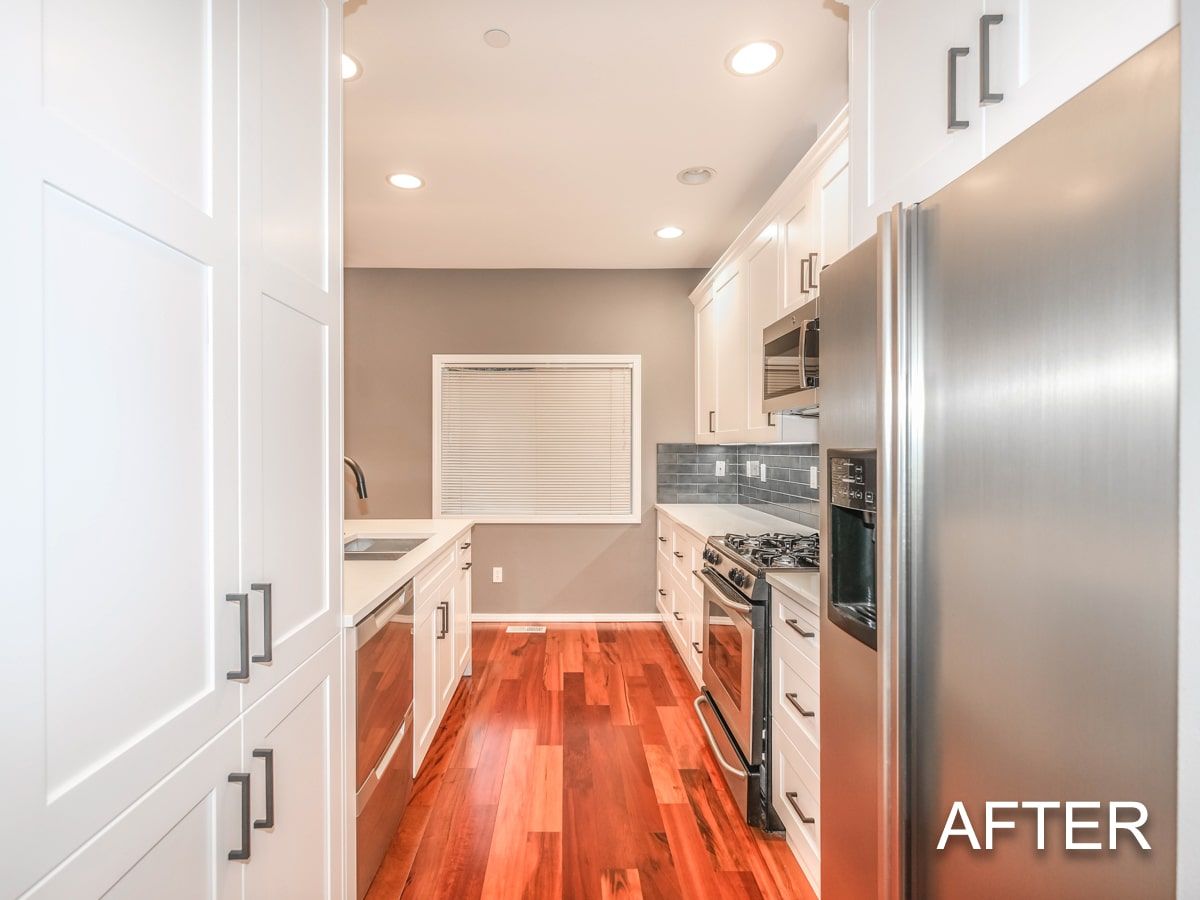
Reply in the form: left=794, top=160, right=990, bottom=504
left=694, top=568, right=753, bottom=613
left=693, top=694, right=746, bottom=780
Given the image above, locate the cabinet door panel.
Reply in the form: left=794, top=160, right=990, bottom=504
left=983, top=0, right=1177, bottom=155
left=695, top=293, right=718, bottom=440
left=436, top=581, right=458, bottom=712
left=413, top=602, right=439, bottom=772
left=815, top=138, right=852, bottom=292
left=242, top=638, right=344, bottom=900
left=0, top=2, right=243, bottom=891
left=713, top=271, right=747, bottom=438
left=782, top=189, right=816, bottom=312
left=852, top=0, right=984, bottom=231
left=238, top=0, right=343, bottom=705
left=455, top=569, right=472, bottom=676
left=25, top=724, right=243, bottom=900
left=746, top=232, right=781, bottom=436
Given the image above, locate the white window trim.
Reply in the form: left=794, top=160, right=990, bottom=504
left=432, top=354, right=642, bottom=524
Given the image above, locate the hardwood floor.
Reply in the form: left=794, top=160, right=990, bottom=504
left=364, top=623, right=816, bottom=900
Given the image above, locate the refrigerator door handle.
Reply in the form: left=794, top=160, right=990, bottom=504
left=877, top=203, right=913, bottom=900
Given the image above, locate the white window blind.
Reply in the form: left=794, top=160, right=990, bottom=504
left=435, top=357, right=640, bottom=523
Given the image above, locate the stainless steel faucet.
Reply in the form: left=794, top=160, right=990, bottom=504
left=343, top=456, right=368, bottom=500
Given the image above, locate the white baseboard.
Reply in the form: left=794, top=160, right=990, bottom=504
left=471, top=612, right=662, bottom=623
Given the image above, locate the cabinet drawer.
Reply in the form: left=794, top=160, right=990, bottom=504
left=415, top=546, right=456, bottom=607
left=772, top=642, right=821, bottom=772
left=772, top=589, right=820, bottom=665
left=774, top=729, right=821, bottom=879
left=656, top=514, right=672, bottom=561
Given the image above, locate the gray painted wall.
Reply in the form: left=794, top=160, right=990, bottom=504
left=344, top=267, right=703, bottom=616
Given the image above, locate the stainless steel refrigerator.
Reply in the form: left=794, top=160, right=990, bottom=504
left=819, top=28, right=1179, bottom=899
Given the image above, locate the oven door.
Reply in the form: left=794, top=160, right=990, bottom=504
left=698, top=566, right=758, bottom=762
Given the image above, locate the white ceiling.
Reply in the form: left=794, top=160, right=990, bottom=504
left=342, top=0, right=848, bottom=269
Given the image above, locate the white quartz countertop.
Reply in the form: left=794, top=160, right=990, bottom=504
left=655, top=503, right=816, bottom=542
left=766, top=572, right=821, bottom=616
left=342, top=518, right=473, bottom=627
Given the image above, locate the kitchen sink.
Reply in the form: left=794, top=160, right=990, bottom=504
left=343, top=537, right=428, bottom=561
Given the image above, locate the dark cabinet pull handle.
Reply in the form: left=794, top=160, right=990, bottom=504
left=786, top=791, right=816, bottom=824
left=948, top=47, right=970, bottom=130
left=460, top=541, right=471, bottom=549
left=806, top=252, right=819, bottom=291
left=673, top=611, right=684, bottom=621
left=252, top=749, right=275, bottom=829
left=228, top=772, right=251, bottom=860
left=785, top=618, right=815, bottom=639
left=658, top=536, right=668, bottom=543
left=980, top=14, right=1004, bottom=104
left=785, top=692, right=816, bottom=717
left=673, top=551, right=684, bottom=559
left=462, top=562, right=472, bottom=571
left=692, top=641, right=703, bottom=654
left=798, top=256, right=810, bottom=295
left=226, top=594, right=249, bottom=680
left=251, top=583, right=272, bottom=664
left=708, top=410, right=716, bottom=433
left=437, top=601, right=449, bottom=639
left=658, top=589, right=667, bottom=596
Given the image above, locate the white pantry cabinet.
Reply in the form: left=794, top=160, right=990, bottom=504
left=0, top=0, right=344, bottom=895
left=848, top=0, right=1178, bottom=242
left=691, top=109, right=848, bottom=444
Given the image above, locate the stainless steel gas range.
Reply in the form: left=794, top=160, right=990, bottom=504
left=692, top=531, right=818, bottom=831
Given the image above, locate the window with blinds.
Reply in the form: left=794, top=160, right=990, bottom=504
left=434, top=356, right=641, bottom=523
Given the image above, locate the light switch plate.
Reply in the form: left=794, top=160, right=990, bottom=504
left=760, top=463, right=768, bottom=482
left=748, top=460, right=760, bottom=477
left=492, top=566, right=503, bottom=583
left=715, top=460, right=726, bottom=476
left=810, top=466, right=819, bottom=488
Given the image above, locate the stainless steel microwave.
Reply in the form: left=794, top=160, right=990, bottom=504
left=762, top=298, right=819, bottom=415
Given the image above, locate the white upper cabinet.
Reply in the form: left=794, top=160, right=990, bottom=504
left=849, top=0, right=985, bottom=242
left=849, top=0, right=1178, bottom=242
left=695, top=290, right=719, bottom=442
left=781, top=186, right=817, bottom=313
left=745, top=229, right=783, bottom=439
left=713, top=269, right=748, bottom=440
left=980, top=0, right=1178, bottom=154
left=691, top=110, right=849, bottom=444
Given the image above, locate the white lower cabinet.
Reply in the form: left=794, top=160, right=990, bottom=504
left=413, top=528, right=474, bottom=774
left=655, top=511, right=705, bottom=687
left=241, top=638, right=344, bottom=900
left=771, top=585, right=822, bottom=896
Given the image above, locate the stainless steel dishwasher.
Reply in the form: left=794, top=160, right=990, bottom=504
left=354, top=580, right=414, bottom=898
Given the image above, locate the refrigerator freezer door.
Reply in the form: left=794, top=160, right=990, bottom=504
left=904, top=28, right=1179, bottom=898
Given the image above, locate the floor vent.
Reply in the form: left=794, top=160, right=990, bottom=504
left=505, top=625, right=547, bottom=634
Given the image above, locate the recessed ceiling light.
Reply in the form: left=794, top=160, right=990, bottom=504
left=655, top=226, right=684, bottom=240
left=483, top=28, right=511, bottom=48
left=725, top=41, right=782, bottom=76
left=677, top=166, right=716, bottom=186
left=341, top=53, right=362, bottom=81
left=387, top=173, right=424, bottom=190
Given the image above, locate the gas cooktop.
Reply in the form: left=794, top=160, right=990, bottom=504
left=717, top=531, right=820, bottom=573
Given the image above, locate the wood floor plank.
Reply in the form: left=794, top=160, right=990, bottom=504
left=372, top=623, right=811, bottom=900
left=599, top=867, right=643, bottom=900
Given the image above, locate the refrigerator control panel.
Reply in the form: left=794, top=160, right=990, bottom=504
left=829, top=450, right=877, bottom=512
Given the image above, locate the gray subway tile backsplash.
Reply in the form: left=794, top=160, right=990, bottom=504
left=656, top=442, right=820, bottom=530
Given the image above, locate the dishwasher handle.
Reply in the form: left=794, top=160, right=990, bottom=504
left=356, top=580, right=414, bottom=649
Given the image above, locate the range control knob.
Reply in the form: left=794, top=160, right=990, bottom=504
left=729, top=568, right=745, bottom=587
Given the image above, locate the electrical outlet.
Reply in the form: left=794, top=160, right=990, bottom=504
left=492, top=566, right=503, bottom=583
left=760, top=463, right=768, bottom=482
left=809, top=466, right=819, bottom=488
left=715, top=460, right=726, bottom=476
left=748, top=460, right=760, bottom=477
